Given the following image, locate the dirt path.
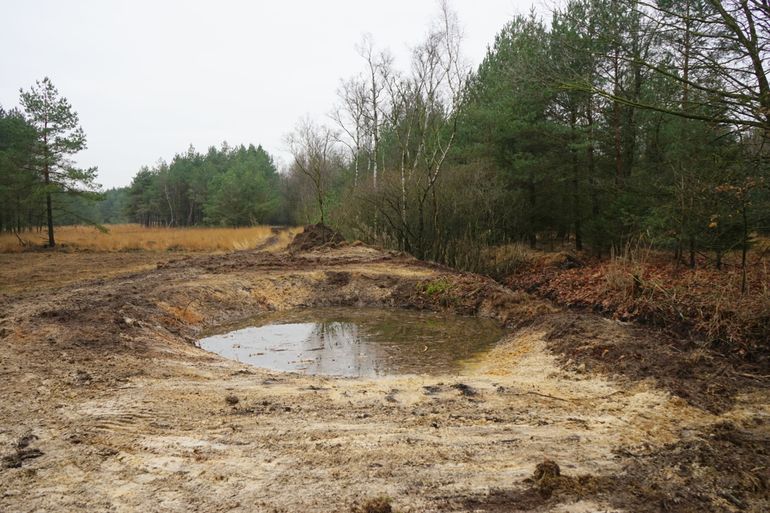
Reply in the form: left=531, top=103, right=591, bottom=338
left=0, top=245, right=767, bottom=512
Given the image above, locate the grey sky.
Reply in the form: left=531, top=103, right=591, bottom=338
left=2, top=1, right=543, bottom=189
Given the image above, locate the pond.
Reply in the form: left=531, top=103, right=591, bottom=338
left=197, top=307, right=504, bottom=377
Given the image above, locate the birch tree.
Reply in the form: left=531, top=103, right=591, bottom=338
left=356, top=35, right=392, bottom=190
left=331, top=76, right=369, bottom=188
left=376, top=0, right=468, bottom=257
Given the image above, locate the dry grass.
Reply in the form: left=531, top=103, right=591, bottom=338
left=447, top=241, right=536, bottom=277
left=479, top=243, right=535, bottom=275
left=0, top=224, right=301, bottom=253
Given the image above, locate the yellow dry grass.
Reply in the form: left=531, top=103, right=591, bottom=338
left=0, top=224, right=301, bottom=253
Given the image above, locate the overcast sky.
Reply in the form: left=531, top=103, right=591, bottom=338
left=2, top=0, right=544, bottom=188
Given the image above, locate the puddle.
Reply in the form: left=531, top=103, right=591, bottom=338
left=197, top=307, right=505, bottom=377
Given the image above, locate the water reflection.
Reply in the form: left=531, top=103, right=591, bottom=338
left=197, top=308, right=504, bottom=377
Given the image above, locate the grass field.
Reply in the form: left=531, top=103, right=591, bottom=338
left=0, top=224, right=301, bottom=293
left=0, top=224, right=300, bottom=253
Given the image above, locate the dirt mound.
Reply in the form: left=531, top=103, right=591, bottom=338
left=464, top=459, right=602, bottom=511
left=288, top=223, right=345, bottom=253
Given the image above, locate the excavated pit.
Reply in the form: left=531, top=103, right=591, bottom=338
left=1, top=240, right=768, bottom=513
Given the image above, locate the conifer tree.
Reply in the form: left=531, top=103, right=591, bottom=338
left=20, top=77, right=98, bottom=247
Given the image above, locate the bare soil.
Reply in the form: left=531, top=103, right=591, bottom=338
left=0, top=242, right=768, bottom=512
left=0, top=252, right=180, bottom=294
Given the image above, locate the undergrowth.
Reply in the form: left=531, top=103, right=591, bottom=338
left=494, top=240, right=770, bottom=358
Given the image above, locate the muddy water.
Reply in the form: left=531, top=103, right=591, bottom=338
left=197, top=307, right=504, bottom=377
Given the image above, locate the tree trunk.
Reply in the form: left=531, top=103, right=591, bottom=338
left=689, top=236, right=696, bottom=269
left=586, top=77, right=600, bottom=254
left=43, top=130, right=55, bottom=247
left=401, top=164, right=407, bottom=250
left=570, top=112, right=583, bottom=251
left=370, top=66, right=380, bottom=190
left=612, top=47, right=623, bottom=185
left=45, top=190, right=55, bottom=247
left=528, top=171, right=537, bottom=249
left=741, top=202, right=748, bottom=293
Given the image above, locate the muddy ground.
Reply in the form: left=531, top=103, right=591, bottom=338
left=0, top=239, right=768, bottom=512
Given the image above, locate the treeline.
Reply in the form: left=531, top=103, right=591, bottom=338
left=4, top=0, right=768, bottom=264
left=0, top=80, right=287, bottom=241
left=0, top=107, right=38, bottom=233
left=59, top=188, right=129, bottom=225
left=125, top=143, right=283, bottom=227
left=282, top=0, right=769, bottom=271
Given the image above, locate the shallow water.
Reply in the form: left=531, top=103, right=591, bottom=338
left=197, top=307, right=504, bottom=377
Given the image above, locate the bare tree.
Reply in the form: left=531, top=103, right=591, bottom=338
left=331, top=76, right=369, bottom=188
left=286, top=119, right=341, bottom=226
left=356, top=34, right=393, bottom=190
left=376, top=0, right=469, bottom=257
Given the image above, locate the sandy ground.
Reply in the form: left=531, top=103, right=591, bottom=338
left=0, top=241, right=768, bottom=512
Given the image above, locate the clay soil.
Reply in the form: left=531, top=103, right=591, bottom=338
left=1, top=240, right=768, bottom=512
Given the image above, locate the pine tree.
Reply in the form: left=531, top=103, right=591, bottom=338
left=20, top=77, right=99, bottom=247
